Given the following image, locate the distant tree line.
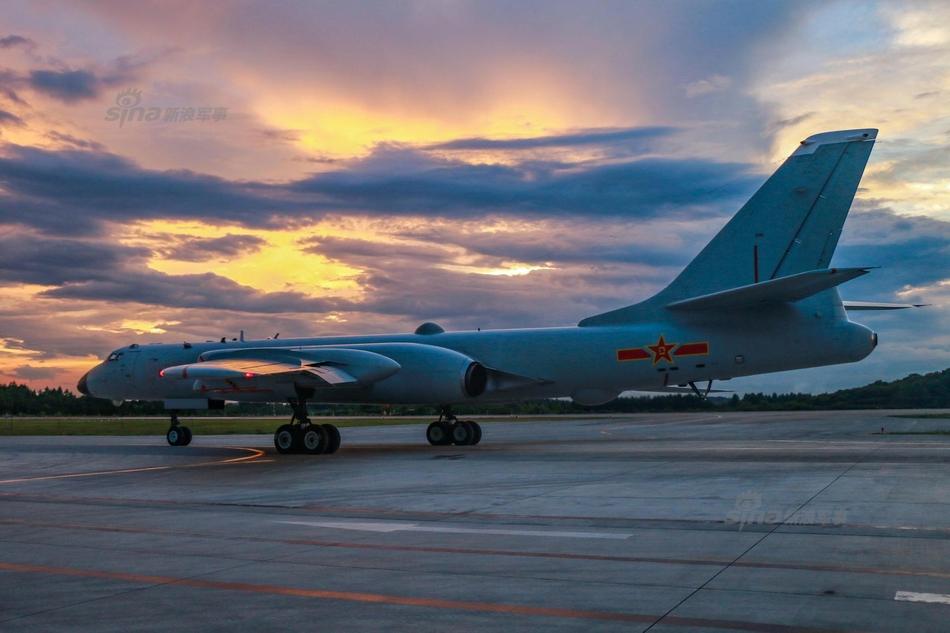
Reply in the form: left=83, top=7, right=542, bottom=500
left=1, top=368, right=947, bottom=417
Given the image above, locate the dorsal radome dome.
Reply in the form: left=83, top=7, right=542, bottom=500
left=414, top=322, right=445, bottom=335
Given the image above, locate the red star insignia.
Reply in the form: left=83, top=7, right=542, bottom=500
left=648, top=335, right=676, bottom=364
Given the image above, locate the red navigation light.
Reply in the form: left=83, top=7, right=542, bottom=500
left=244, top=372, right=255, bottom=378
left=159, top=369, right=165, bottom=377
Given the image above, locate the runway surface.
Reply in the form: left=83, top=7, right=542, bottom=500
left=1, top=410, right=949, bottom=632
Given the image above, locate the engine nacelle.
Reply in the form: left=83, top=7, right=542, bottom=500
left=351, top=342, right=487, bottom=404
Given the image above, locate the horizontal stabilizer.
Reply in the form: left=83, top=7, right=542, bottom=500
left=666, top=267, right=871, bottom=311
left=842, top=301, right=927, bottom=310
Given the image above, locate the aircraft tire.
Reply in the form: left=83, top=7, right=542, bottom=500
left=426, top=422, right=452, bottom=446
left=451, top=421, right=474, bottom=446
left=469, top=421, right=482, bottom=445
left=180, top=426, right=192, bottom=446
left=301, top=425, right=328, bottom=455
left=274, top=424, right=297, bottom=454
left=166, top=426, right=185, bottom=446
left=323, top=424, right=341, bottom=454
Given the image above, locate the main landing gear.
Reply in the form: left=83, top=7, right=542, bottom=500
left=273, top=398, right=341, bottom=455
left=426, top=410, right=482, bottom=446
left=687, top=380, right=714, bottom=400
left=166, top=413, right=192, bottom=446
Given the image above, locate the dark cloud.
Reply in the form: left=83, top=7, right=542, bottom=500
left=298, top=234, right=660, bottom=327
left=353, top=264, right=606, bottom=327
left=394, top=223, right=690, bottom=268
left=157, top=234, right=267, bottom=262
left=45, top=131, right=106, bottom=151
left=293, top=155, right=342, bottom=164
left=17, top=204, right=929, bottom=332
left=427, top=126, right=675, bottom=151
left=0, top=109, right=23, bottom=127
left=0, top=232, right=343, bottom=314
left=0, top=69, right=26, bottom=105
left=28, top=69, right=100, bottom=102
left=0, top=141, right=759, bottom=235
left=2, top=49, right=153, bottom=104
left=41, top=270, right=347, bottom=314
left=770, top=112, right=815, bottom=130
left=0, top=233, right=149, bottom=285
left=0, top=35, right=34, bottom=49
left=0, top=144, right=299, bottom=234
left=11, top=365, right=59, bottom=380
left=833, top=206, right=950, bottom=302
left=871, top=141, right=950, bottom=186
left=300, top=235, right=457, bottom=265
left=0, top=308, right=156, bottom=360
left=291, top=145, right=757, bottom=217
left=258, top=127, right=301, bottom=143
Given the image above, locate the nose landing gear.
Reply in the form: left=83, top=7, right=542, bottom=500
left=273, top=397, right=341, bottom=456
left=426, top=410, right=482, bottom=446
left=166, top=413, right=192, bottom=446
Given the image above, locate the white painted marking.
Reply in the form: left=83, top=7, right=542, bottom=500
left=895, top=591, right=950, bottom=605
left=279, top=519, right=630, bottom=540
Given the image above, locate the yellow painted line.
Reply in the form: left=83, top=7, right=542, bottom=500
left=0, top=446, right=266, bottom=485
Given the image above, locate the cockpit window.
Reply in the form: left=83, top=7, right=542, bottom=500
left=106, top=351, right=123, bottom=362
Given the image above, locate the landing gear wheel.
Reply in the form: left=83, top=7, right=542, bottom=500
left=451, top=421, right=474, bottom=446
left=179, top=426, right=192, bottom=446
left=468, top=421, right=482, bottom=445
left=426, top=421, right=452, bottom=446
left=323, top=424, right=341, bottom=454
left=301, top=425, right=328, bottom=455
left=274, top=424, right=297, bottom=454
left=166, top=426, right=185, bottom=446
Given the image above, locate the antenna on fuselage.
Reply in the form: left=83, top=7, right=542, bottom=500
left=240, top=330, right=245, bottom=342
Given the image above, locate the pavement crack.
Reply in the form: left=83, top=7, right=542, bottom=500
left=640, top=446, right=876, bottom=632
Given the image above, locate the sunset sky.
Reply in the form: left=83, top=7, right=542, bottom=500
left=0, top=0, right=947, bottom=394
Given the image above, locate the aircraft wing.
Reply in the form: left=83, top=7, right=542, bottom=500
left=160, top=347, right=401, bottom=387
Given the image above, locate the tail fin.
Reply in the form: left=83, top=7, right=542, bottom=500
left=580, top=128, right=877, bottom=326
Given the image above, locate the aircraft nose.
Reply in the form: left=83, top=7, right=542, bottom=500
left=77, top=371, right=91, bottom=396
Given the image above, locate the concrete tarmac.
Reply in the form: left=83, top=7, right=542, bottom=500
left=1, top=410, right=949, bottom=632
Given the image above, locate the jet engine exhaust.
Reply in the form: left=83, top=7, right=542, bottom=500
left=464, top=362, right=488, bottom=397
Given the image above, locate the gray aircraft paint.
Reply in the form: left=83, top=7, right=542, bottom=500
left=79, top=129, right=883, bottom=409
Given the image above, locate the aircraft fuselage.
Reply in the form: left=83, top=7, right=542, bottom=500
left=82, top=301, right=875, bottom=407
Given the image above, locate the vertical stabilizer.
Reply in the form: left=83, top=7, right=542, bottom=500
left=580, top=129, right=877, bottom=326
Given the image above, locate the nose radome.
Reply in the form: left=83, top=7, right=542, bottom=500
left=77, top=371, right=91, bottom=396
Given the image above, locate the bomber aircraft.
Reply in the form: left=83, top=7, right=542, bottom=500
left=78, top=129, right=918, bottom=454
